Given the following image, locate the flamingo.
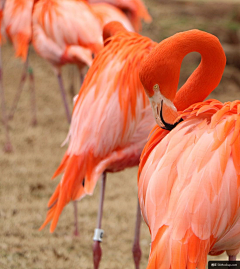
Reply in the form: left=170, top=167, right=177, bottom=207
left=32, top=0, right=103, bottom=124
left=138, top=29, right=240, bottom=268
left=40, top=21, right=157, bottom=269
left=1, top=0, right=36, bottom=126
left=88, top=0, right=152, bottom=32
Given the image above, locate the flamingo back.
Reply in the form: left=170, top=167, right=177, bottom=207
left=138, top=99, right=240, bottom=268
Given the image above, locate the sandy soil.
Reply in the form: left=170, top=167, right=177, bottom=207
left=1, top=0, right=240, bottom=268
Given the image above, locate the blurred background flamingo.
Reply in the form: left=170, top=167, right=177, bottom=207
left=32, top=0, right=103, bottom=124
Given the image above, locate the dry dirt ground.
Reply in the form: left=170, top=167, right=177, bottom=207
left=1, top=0, right=240, bottom=268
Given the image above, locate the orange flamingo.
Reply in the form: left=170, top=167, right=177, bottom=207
left=88, top=0, right=152, bottom=32
left=40, top=21, right=156, bottom=269
left=2, top=0, right=36, bottom=126
left=32, top=0, right=103, bottom=123
left=138, top=29, right=240, bottom=268
left=91, top=2, right=134, bottom=32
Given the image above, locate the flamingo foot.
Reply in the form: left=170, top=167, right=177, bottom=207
left=132, top=242, right=142, bottom=269
left=229, top=256, right=236, bottom=261
left=93, top=240, right=102, bottom=269
left=4, top=141, right=13, bottom=153
left=30, top=118, right=37, bottom=127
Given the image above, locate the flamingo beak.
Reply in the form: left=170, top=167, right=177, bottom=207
left=150, top=99, right=182, bottom=131
left=159, top=100, right=183, bottom=131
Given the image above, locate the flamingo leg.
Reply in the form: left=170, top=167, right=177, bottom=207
left=93, top=172, right=106, bottom=269
left=8, top=55, right=29, bottom=121
left=0, top=46, right=13, bottom=152
left=79, top=68, right=85, bottom=88
left=68, top=65, right=76, bottom=100
left=56, top=73, right=71, bottom=124
left=28, top=66, right=37, bottom=126
left=229, top=256, right=236, bottom=261
left=73, top=201, right=79, bottom=236
left=132, top=199, right=142, bottom=269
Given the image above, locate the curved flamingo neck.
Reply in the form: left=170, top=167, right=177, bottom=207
left=140, top=30, right=226, bottom=111
left=171, top=30, right=226, bottom=111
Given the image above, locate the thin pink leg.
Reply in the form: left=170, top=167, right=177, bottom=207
left=56, top=73, right=71, bottom=124
left=229, top=256, right=236, bottom=261
left=28, top=66, right=37, bottom=126
left=73, top=201, right=79, bottom=237
left=0, top=46, right=13, bottom=152
left=93, top=172, right=106, bottom=269
left=79, top=68, right=85, bottom=87
left=132, top=200, right=142, bottom=269
left=68, top=65, right=76, bottom=100
left=8, top=56, right=29, bottom=120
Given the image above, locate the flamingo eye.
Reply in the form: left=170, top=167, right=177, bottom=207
left=153, top=84, right=159, bottom=91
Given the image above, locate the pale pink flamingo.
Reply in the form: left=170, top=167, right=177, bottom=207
left=40, top=21, right=156, bottom=269
left=32, top=0, right=103, bottom=123
left=138, top=29, right=240, bottom=268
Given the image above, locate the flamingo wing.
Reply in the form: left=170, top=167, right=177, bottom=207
left=139, top=100, right=240, bottom=269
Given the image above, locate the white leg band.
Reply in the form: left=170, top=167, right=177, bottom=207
left=93, top=228, right=104, bottom=242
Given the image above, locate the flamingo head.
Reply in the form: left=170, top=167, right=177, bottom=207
left=139, top=38, right=182, bottom=130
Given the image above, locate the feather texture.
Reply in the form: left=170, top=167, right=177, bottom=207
left=138, top=100, right=240, bottom=268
